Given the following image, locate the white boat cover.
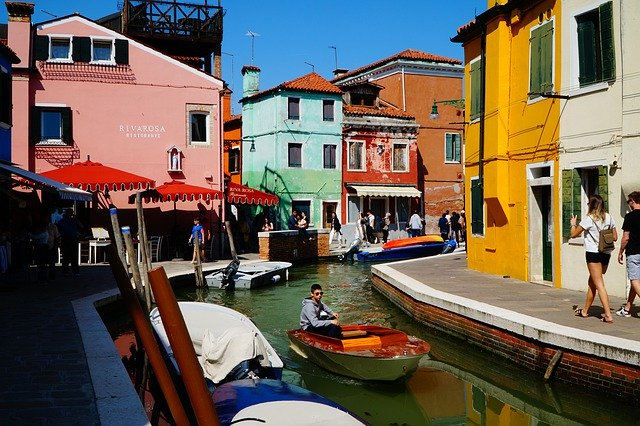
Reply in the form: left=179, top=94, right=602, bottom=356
left=200, top=326, right=271, bottom=383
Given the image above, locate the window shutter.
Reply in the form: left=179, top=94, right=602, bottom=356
left=454, top=134, right=461, bottom=162
left=61, top=107, right=73, bottom=145
left=471, top=179, right=483, bottom=235
left=561, top=170, right=573, bottom=238
left=470, top=60, right=481, bottom=120
left=72, top=36, right=91, bottom=62
left=577, top=18, right=597, bottom=86
left=530, top=26, right=542, bottom=96
left=599, top=1, right=615, bottom=82
left=30, top=106, right=42, bottom=145
left=540, top=22, right=553, bottom=92
left=445, top=134, right=453, bottom=161
left=33, top=35, right=50, bottom=61
left=115, top=39, right=129, bottom=65
left=598, top=165, right=609, bottom=209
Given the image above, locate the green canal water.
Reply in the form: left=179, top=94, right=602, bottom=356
left=104, top=260, right=640, bottom=425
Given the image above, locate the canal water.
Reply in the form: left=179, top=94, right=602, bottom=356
left=169, top=260, right=639, bottom=426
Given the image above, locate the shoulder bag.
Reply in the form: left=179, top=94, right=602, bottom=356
left=594, top=216, right=615, bottom=252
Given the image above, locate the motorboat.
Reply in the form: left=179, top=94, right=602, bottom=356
left=354, top=239, right=456, bottom=262
left=149, top=301, right=284, bottom=387
left=205, top=260, right=292, bottom=290
left=213, top=378, right=365, bottom=425
left=287, top=324, right=431, bottom=381
left=382, top=234, right=444, bottom=249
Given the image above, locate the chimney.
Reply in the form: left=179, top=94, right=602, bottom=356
left=333, top=68, right=349, bottom=78
left=6, top=2, right=34, bottom=69
left=241, top=65, right=260, bottom=98
left=221, top=87, right=232, bottom=121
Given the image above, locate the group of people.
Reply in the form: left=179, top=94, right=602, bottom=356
left=437, top=210, right=465, bottom=243
left=288, top=209, right=312, bottom=241
left=571, top=192, right=640, bottom=323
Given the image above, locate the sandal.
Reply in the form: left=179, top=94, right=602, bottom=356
left=574, top=308, right=588, bottom=318
left=601, top=317, right=614, bottom=323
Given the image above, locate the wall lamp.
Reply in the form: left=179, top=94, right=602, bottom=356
left=243, top=138, right=256, bottom=153
left=430, top=99, right=465, bottom=120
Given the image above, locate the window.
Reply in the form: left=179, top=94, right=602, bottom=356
left=323, top=100, right=334, bottom=121
left=530, top=20, right=554, bottom=98
left=445, top=133, right=462, bottom=163
left=471, top=177, right=483, bottom=235
left=323, top=144, right=336, bottom=169
left=91, top=39, right=114, bottom=63
left=31, top=106, right=72, bottom=145
left=470, top=58, right=482, bottom=121
left=288, top=143, right=302, bottom=167
left=576, top=2, right=615, bottom=87
left=561, top=166, right=608, bottom=238
left=229, top=148, right=240, bottom=173
left=0, top=69, right=12, bottom=127
left=392, top=143, right=408, bottom=171
left=288, top=97, right=300, bottom=120
left=189, top=112, right=209, bottom=144
left=50, top=37, right=71, bottom=61
left=348, top=140, right=365, bottom=170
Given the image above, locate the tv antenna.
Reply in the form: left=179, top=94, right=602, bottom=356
left=304, top=61, right=315, bottom=72
left=245, top=31, right=260, bottom=64
left=329, top=46, right=338, bottom=70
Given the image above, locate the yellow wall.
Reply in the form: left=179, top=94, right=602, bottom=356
left=463, top=1, right=561, bottom=283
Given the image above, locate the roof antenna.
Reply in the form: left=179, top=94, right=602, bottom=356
left=245, top=31, right=260, bottom=64
left=304, top=61, right=314, bottom=72
left=41, top=9, right=58, bottom=18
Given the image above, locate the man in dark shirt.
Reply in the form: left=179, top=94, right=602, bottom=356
left=288, top=209, right=298, bottom=231
left=615, top=191, right=640, bottom=317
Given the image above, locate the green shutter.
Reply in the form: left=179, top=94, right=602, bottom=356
left=572, top=169, right=582, bottom=222
left=577, top=16, right=597, bottom=86
left=30, top=106, right=42, bottom=145
left=33, top=35, right=50, bottom=61
left=530, top=25, right=542, bottom=96
left=540, top=22, right=553, bottom=92
left=445, top=134, right=453, bottom=161
left=115, top=39, right=129, bottom=65
left=454, top=134, right=461, bottom=162
left=470, top=60, right=481, bottom=120
left=562, top=169, right=584, bottom=238
left=598, top=165, right=609, bottom=209
left=72, top=36, right=91, bottom=62
left=61, top=107, right=73, bottom=145
left=599, top=1, right=615, bottom=82
left=471, top=178, right=483, bottom=235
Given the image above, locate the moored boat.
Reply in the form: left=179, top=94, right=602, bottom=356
left=205, top=260, right=292, bottom=290
left=287, top=324, right=431, bottom=381
left=354, top=239, right=456, bottom=262
left=382, top=234, right=444, bottom=250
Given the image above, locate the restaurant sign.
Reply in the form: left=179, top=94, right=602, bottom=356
left=119, top=124, right=166, bottom=139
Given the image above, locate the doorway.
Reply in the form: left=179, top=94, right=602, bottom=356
left=322, top=202, right=338, bottom=229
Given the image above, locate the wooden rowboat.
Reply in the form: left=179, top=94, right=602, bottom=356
left=382, top=234, right=444, bottom=250
left=287, top=324, right=430, bottom=381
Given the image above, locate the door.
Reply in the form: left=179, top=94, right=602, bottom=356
left=322, top=202, right=338, bottom=229
left=541, top=186, right=552, bottom=281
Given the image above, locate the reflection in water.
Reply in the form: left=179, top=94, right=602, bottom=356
left=107, top=260, right=638, bottom=425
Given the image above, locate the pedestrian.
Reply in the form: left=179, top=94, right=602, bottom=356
left=382, top=213, right=391, bottom=244
left=570, top=194, right=616, bottom=323
left=57, top=208, right=81, bottom=276
left=460, top=210, right=467, bottom=242
left=444, top=209, right=452, bottom=239
left=366, top=211, right=376, bottom=243
left=358, top=213, right=369, bottom=246
left=438, top=213, right=449, bottom=241
left=615, top=191, right=640, bottom=317
left=46, top=215, right=60, bottom=281
left=328, top=212, right=342, bottom=248
left=261, top=216, right=273, bottom=232
left=451, top=211, right=461, bottom=243
left=407, top=210, right=423, bottom=238
left=188, top=216, right=204, bottom=263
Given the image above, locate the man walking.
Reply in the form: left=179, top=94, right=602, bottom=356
left=616, top=191, right=640, bottom=317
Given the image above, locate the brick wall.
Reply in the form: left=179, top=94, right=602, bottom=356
left=371, top=275, right=640, bottom=402
left=258, top=229, right=330, bottom=261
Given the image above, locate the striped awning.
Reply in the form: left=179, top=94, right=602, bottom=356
left=0, top=162, right=92, bottom=201
left=349, top=185, right=421, bottom=198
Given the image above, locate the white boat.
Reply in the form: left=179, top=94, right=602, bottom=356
left=149, top=301, right=284, bottom=386
left=205, top=260, right=292, bottom=290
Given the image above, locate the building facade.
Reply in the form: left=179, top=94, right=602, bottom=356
left=240, top=67, right=343, bottom=229
left=332, top=49, right=465, bottom=232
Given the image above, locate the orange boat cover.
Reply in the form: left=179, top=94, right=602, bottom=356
left=382, top=234, right=444, bottom=250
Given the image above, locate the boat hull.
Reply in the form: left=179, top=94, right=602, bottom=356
left=205, top=261, right=292, bottom=289
left=382, top=234, right=443, bottom=250
left=355, top=240, right=455, bottom=262
left=287, top=325, right=430, bottom=381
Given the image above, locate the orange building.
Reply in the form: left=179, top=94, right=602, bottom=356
left=222, top=88, right=242, bottom=186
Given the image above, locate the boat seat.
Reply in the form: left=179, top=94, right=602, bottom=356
left=341, top=330, right=368, bottom=339
left=341, top=335, right=382, bottom=351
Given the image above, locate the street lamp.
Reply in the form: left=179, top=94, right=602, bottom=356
left=429, top=99, right=465, bottom=120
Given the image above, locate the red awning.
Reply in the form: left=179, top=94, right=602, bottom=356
left=227, top=181, right=278, bottom=205
left=153, top=180, right=223, bottom=202
left=40, top=160, right=155, bottom=192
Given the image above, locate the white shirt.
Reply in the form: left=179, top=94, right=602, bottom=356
left=579, top=213, right=616, bottom=253
left=409, top=213, right=423, bottom=230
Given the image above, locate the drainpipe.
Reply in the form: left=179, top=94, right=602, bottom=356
left=401, top=66, right=406, bottom=111
left=479, top=26, right=486, bottom=198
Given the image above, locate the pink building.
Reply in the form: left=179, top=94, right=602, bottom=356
left=7, top=3, right=223, bottom=255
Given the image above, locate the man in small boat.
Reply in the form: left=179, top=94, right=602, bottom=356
left=300, top=284, right=342, bottom=338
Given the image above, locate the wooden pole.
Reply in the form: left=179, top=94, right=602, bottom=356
left=193, top=236, right=204, bottom=287
left=108, top=208, right=126, bottom=268
left=225, top=220, right=238, bottom=261
left=106, top=245, right=191, bottom=426
left=122, top=226, right=147, bottom=308
left=147, top=267, right=220, bottom=425
left=136, top=192, right=152, bottom=271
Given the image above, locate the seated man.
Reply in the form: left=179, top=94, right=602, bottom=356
left=300, top=284, right=341, bottom=338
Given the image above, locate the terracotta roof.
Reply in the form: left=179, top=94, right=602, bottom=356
left=332, top=49, right=461, bottom=82
left=343, top=105, right=415, bottom=120
left=241, top=65, right=261, bottom=74
left=243, top=72, right=342, bottom=101
left=225, top=114, right=242, bottom=123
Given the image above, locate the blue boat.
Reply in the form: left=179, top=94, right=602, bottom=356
left=353, top=239, right=457, bottom=262
left=213, top=378, right=365, bottom=425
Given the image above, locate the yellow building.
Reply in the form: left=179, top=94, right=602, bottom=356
left=453, top=1, right=562, bottom=285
